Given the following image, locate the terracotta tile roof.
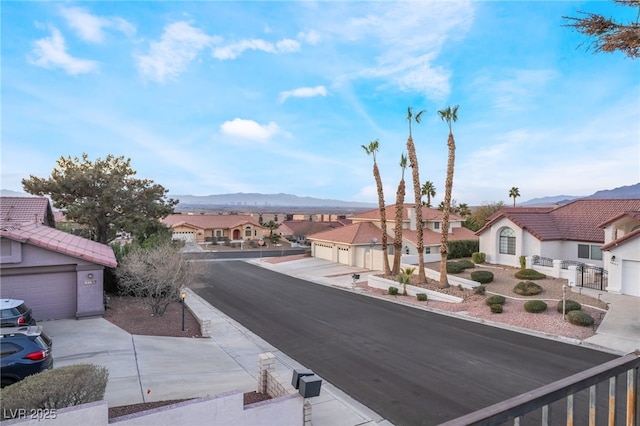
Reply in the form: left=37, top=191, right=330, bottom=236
left=0, top=197, right=55, bottom=227
left=1, top=222, right=117, bottom=268
left=350, top=204, right=462, bottom=223
left=307, top=222, right=395, bottom=245
left=601, top=227, right=640, bottom=251
left=162, top=213, right=262, bottom=229
left=403, top=226, right=478, bottom=246
left=478, top=199, right=640, bottom=243
left=281, top=220, right=344, bottom=236
left=597, top=211, right=640, bottom=228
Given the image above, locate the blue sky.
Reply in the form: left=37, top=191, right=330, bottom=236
left=2, top=1, right=639, bottom=207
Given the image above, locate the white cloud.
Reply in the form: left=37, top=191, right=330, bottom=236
left=331, top=2, right=475, bottom=101
left=136, top=22, right=218, bottom=83
left=213, top=38, right=300, bottom=60
left=279, top=86, right=327, bottom=103
left=298, top=30, right=321, bottom=45
left=30, top=27, right=98, bottom=74
left=59, top=6, right=136, bottom=43
left=473, top=69, right=559, bottom=112
left=220, top=118, right=280, bottom=142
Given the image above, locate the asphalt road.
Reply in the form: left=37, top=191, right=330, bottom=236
left=194, top=261, right=618, bottom=425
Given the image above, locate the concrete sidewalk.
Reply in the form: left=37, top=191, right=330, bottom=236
left=42, top=291, right=388, bottom=425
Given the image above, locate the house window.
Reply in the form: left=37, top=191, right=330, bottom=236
left=578, top=244, right=602, bottom=260
left=424, top=246, right=431, bottom=254
left=499, top=228, right=516, bottom=255
left=245, top=227, right=252, bottom=237
left=433, top=222, right=440, bottom=230
left=388, top=246, right=394, bottom=255
left=215, top=230, right=222, bottom=237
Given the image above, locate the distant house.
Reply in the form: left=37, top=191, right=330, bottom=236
left=162, top=213, right=263, bottom=243
left=1, top=197, right=117, bottom=320
left=307, top=204, right=477, bottom=269
left=476, top=199, right=640, bottom=297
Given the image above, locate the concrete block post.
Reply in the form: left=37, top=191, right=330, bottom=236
left=552, top=259, right=562, bottom=278
left=257, top=352, right=275, bottom=394
left=303, top=399, right=312, bottom=426
left=568, top=265, right=577, bottom=288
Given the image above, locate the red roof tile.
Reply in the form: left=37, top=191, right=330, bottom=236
left=0, top=197, right=55, bottom=227
left=403, top=226, right=478, bottom=245
left=597, top=211, right=640, bottom=228
left=0, top=222, right=117, bottom=268
left=478, top=199, right=640, bottom=243
left=350, top=204, right=462, bottom=223
left=162, top=213, right=262, bottom=229
left=307, top=222, right=395, bottom=245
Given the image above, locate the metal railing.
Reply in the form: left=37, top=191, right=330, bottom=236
left=561, top=260, right=586, bottom=270
left=439, top=351, right=640, bottom=426
left=531, top=255, right=553, bottom=267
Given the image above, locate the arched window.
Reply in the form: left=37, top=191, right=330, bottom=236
left=499, top=228, right=516, bottom=255
left=245, top=226, right=252, bottom=237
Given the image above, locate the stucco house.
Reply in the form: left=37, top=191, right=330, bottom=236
left=162, top=213, right=263, bottom=243
left=1, top=197, right=117, bottom=320
left=476, top=199, right=640, bottom=297
left=307, top=204, right=477, bottom=270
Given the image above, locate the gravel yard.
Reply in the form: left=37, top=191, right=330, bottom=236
left=361, top=261, right=609, bottom=341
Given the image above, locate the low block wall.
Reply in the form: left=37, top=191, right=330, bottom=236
left=3, top=354, right=304, bottom=426
left=368, top=275, right=463, bottom=303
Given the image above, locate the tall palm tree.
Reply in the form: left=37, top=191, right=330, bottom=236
left=406, top=107, right=426, bottom=284
left=456, top=203, right=471, bottom=218
left=392, top=153, right=408, bottom=275
left=437, top=105, right=459, bottom=289
left=421, top=181, right=436, bottom=207
left=509, top=187, right=520, bottom=207
left=362, top=139, right=391, bottom=275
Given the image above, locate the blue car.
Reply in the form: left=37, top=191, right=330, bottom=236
left=1, top=326, right=53, bottom=388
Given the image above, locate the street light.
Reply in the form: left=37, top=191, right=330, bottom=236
left=181, top=291, right=187, bottom=331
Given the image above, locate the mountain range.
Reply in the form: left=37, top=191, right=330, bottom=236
left=2, top=183, right=638, bottom=209
left=519, top=183, right=640, bottom=206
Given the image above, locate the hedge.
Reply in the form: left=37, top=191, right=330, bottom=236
left=447, top=240, right=480, bottom=259
left=524, top=300, right=547, bottom=313
left=513, top=281, right=543, bottom=296
left=557, top=300, right=582, bottom=313
left=514, top=269, right=547, bottom=280
left=470, top=270, right=494, bottom=284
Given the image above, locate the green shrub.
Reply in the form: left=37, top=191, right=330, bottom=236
left=446, top=262, right=465, bottom=274
left=485, top=295, right=506, bottom=306
left=447, top=240, right=479, bottom=259
left=456, top=259, right=475, bottom=269
left=567, top=310, right=595, bottom=327
left=524, top=300, right=548, bottom=313
left=471, top=270, right=494, bottom=284
left=519, top=256, right=527, bottom=270
left=0, top=364, right=108, bottom=417
left=416, top=293, right=428, bottom=302
left=513, top=281, right=543, bottom=296
left=557, top=300, right=582, bottom=313
left=490, top=304, right=503, bottom=314
left=471, top=252, right=486, bottom=264
left=473, top=285, right=486, bottom=295
left=388, top=286, right=399, bottom=296
left=515, top=269, right=547, bottom=280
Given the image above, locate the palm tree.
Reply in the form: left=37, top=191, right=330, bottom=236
left=392, top=153, right=408, bottom=275
left=437, top=105, right=459, bottom=289
left=398, top=266, right=416, bottom=296
left=406, top=107, right=426, bottom=284
left=456, top=203, right=471, bottom=218
left=421, top=181, right=436, bottom=207
left=362, top=139, right=391, bottom=275
left=509, top=187, right=520, bottom=207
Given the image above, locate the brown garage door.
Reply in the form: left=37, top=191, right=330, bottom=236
left=0, top=272, right=77, bottom=321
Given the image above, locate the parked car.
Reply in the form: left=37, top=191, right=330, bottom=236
left=0, top=326, right=53, bottom=388
left=1, top=299, right=36, bottom=327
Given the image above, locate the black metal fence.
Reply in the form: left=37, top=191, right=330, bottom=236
left=531, top=255, right=553, bottom=267
left=578, top=265, right=608, bottom=291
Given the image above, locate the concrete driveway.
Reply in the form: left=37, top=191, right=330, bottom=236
left=42, top=318, right=257, bottom=407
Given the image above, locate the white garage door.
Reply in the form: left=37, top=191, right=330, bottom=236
left=621, top=260, right=640, bottom=297
left=338, top=247, right=350, bottom=265
left=314, top=244, right=333, bottom=261
left=172, top=231, right=195, bottom=242
left=1, top=272, right=77, bottom=321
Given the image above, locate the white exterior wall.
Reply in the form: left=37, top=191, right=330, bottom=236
left=605, top=241, right=640, bottom=296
